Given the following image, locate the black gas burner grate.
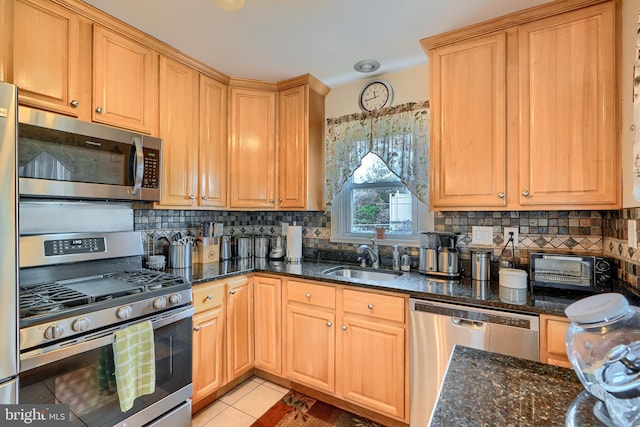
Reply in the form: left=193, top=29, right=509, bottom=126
left=20, top=282, right=90, bottom=317
left=104, top=270, right=186, bottom=289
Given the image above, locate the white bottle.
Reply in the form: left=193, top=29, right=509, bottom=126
left=392, top=245, right=400, bottom=271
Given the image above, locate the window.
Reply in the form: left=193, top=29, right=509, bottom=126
left=331, top=152, right=432, bottom=245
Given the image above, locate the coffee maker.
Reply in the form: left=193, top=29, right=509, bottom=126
left=419, top=231, right=461, bottom=278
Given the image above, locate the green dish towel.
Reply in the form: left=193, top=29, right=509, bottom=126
left=113, top=320, right=156, bottom=412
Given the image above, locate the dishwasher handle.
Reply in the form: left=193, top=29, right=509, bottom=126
left=452, top=317, right=485, bottom=329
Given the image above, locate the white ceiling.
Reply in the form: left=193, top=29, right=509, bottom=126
left=83, top=0, right=554, bottom=88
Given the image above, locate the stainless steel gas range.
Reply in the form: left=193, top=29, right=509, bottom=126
left=18, top=231, right=194, bottom=427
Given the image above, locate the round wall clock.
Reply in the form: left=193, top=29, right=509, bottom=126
left=358, top=80, right=394, bottom=112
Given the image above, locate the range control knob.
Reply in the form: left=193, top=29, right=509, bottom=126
left=169, top=293, right=182, bottom=305
left=153, top=297, right=167, bottom=310
left=44, top=324, right=64, bottom=340
left=116, top=305, right=133, bottom=319
left=71, top=317, right=91, bottom=332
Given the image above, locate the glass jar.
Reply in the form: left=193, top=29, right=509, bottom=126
left=565, top=293, right=640, bottom=402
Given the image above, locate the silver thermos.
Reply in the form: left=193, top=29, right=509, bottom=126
left=471, top=250, right=491, bottom=281
left=221, top=235, right=232, bottom=260
left=437, top=237, right=459, bottom=275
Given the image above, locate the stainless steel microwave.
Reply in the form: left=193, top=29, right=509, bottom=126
left=17, top=106, right=161, bottom=201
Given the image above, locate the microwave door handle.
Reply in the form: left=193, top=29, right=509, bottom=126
left=130, top=136, right=144, bottom=195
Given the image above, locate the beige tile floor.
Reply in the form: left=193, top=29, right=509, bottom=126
left=192, top=377, right=290, bottom=427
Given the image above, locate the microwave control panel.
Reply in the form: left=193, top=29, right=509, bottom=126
left=142, top=148, right=160, bottom=189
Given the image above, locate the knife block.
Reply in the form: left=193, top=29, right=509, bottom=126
left=195, top=238, right=220, bottom=264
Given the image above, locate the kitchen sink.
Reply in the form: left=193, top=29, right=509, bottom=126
left=321, top=266, right=403, bottom=282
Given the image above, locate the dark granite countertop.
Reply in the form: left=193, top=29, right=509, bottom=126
left=170, top=258, right=640, bottom=317
left=430, top=346, right=607, bottom=426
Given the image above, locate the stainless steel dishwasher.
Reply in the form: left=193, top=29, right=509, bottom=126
left=409, top=298, right=540, bottom=427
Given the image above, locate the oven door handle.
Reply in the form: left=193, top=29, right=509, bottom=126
left=20, top=306, right=195, bottom=372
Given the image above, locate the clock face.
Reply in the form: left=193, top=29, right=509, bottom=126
left=359, top=81, right=393, bottom=112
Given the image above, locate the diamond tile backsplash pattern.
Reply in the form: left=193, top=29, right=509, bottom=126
left=132, top=208, right=640, bottom=282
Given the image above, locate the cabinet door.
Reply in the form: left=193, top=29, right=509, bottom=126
left=158, top=56, right=198, bottom=206
left=253, top=276, right=282, bottom=375
left=540, top=314, right=572, bottom=368
left=228, top=87, right=276, bottom=209
left=518, top=2, right=618, bottom=208
left=285, top=304, right=335, bottom=394
left=192, top=308, right=225, bottom=403
left=429, top=32, right=507, bottom=209
left=339, top=315, right=405, bottom=419
left=12, top=0, right=82, bottom=116
left=199, top=75, right=228, bottom=208
left=93, top=25, right=158, bottom=134
left=278, top=85, right=307, bottom=209
left=226, top=276, right=254, bottom=381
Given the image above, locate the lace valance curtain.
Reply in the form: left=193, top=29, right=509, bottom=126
left=325, top=101, right=430, bottom=207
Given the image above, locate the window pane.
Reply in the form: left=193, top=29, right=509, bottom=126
left=351, top=186, right=413, bottom=235
left=353, top=152, right=400, bottom=184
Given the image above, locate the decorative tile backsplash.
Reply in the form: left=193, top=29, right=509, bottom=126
left=133, top=207, right=640, bottom=291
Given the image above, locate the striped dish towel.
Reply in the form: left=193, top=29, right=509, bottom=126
left=113, top=320, right=156, bottom=412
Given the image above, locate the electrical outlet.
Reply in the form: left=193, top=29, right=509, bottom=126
left=504, top=227, right=519, bottom=248
left=629, top=221, right=638, bottom=249
left=472, top=226, right=494, bottom=245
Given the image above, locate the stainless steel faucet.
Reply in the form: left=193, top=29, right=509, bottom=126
left=357, top=239, right=380, bottom=269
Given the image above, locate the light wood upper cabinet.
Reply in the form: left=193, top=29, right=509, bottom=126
left=428, top=32, right=507, bottom=209
left=277, top=77, right=328, bottom=210
left=518, top=3, right=618, bottom=208
left=226, top=276, right=254, bottom=381
left=10, top=0, right=86, bottom=117
left=422, top=0, right=620, bottom=211
left=93, top=25, right=158, bottom=134
left=199, top=75, right=228, bottom=208
left=254, top=275, right=282, bottom=375
left=228, top=84, right=277, bottom=209
left=158, top=56, right=199, bottom=206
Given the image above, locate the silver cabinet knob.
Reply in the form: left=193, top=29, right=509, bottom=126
left=342, top=325, right=348, bottom=331
left=189, top=195, right=195, bottom=200
left=522, top=190, right=530, bottom=197
left=229, top=289, right=236, bottom=295
left=193, top=326, right=201, bottom=332
left=206, top=294, right=214, bottom=300
left=326, top=322, right=333, bottom=327
left=305, top=293, right=311, bottom=299
left=498, top=192, right=505, bottom=199
left=367, top=304, right=374, bottom=310
left=95, top=106, right=103, bottom=114
left=202, top=195, right=208, bottom=200
left=269, top=198, right=274, bottom=203
left=70, top=100, right=79, bottom=108
left=278, top=198, right=283, bottom=203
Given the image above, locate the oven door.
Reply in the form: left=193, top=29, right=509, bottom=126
left=19, top=306, right=193, bottom=427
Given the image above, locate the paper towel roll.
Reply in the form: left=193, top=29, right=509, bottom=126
left=286, top=226, right=302, bottom=263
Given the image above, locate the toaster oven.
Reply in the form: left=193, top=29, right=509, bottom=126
left=529, top=253, right=613, bottom=293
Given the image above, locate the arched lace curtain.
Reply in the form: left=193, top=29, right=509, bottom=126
left=325, top=101, right=430, bottom=207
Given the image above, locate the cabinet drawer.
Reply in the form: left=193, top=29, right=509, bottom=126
left=192, top=281, right=225, bottom=313
left=343, top=289, right=405, bottom=323
left=287, top=280, right=336, bottom=309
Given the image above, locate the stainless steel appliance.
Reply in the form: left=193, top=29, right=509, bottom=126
left=19, top=231, right=194, bottom=427
left=0, top=82, right=19, bottom=403
left=529, top=252, right=613, bottom=293
left=409, top=298, right=539, bottom=426
left=18, top=106, right=161, bottom=201
left=418, top=232, right=461, bottom=278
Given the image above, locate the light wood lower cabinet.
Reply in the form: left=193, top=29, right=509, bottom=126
left=226, top=276, right=254, bottom=381
left=191, top=280, right=225, bottom=406
left=540, top=314, right=572, bottom=368
left=283, top=279, right=408, bottom=422
left=254, top=275, right=282, bottom=375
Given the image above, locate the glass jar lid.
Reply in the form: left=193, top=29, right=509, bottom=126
left=565, top=293, right=630, bottom=325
